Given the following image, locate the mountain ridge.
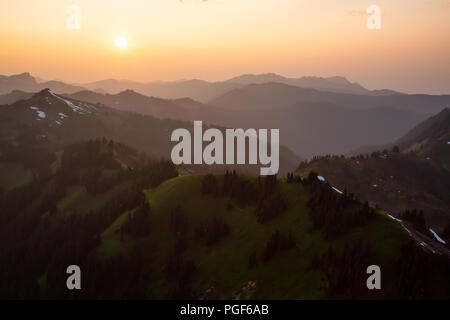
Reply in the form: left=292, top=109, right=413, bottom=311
left=349, top=108, right=450, bottom=161
left=224, top=73, right=398, bottom=95
left=1, top=72, right=407, bottom=103
left=296, top=109, right=450, bottom=230
left=0, top=88, right=301, bottom=176
left=0, top=72, right=86, bottom=95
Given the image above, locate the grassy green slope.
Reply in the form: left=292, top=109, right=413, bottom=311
left=99, top=175, right=410, bottom=299
left=56, top=182, right=132, bottom=216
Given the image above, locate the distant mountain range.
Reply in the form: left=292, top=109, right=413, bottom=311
left=225, top=73, right=401, bottom=96
left=0, top=89, right=300, bottom=176
left=206, top=82, right=450, bottom=156
left=209, top=82, right=447, bottom=114
left=1, top=72, right=402, bottom=103
left=0, top=90, right=34, bottom=105
left=79, top=78, right=239, bottom=103
left=65, top=89, right=214, bottom=121
left=2, top=73, right=450, bottom=158
left=0, top=73, right=86, bottom=95
left=79, top=73, right=402, bottom=100
left=60, top=86, right=434, bottom=158
left=1, top=73, right=449, bottom=300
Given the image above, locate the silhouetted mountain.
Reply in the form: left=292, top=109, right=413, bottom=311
left=80, top=73, right=402, bottom=102
left=0, top=89, right=300, bottom=176
left=210, top=82, right=448, bottom=114
left=371, top=89, right=403, bottom=96
left=0, top=90, right=34, bottom=105
left=0, top=72, right=86, bottom=95
left=203, top=83, right=436, bottom=156
left=4, top=74, right=448, bottom=158
left=0, top=72, right=36, bottom=93
left=38, top=80, right=86, bottom=94
left=0, top=88, right=196, bottom=160
left=225, top=73, right=382, bottom=95
left=63, top=84, right=436, bottom=158
left=81, top=78, right=239, bottom=102
left=66, top=89, right=215, bottom=121
left=0, top=72, right=412, bottom=105
left=79, top=78, right=144, bottom=94
left=226, top=73, right=288, bottom=84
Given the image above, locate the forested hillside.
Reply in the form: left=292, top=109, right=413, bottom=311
left=1, top=141, right=448, bottom=299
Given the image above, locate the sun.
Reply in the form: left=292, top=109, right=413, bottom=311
left=115, top=36, right=128, bottom=49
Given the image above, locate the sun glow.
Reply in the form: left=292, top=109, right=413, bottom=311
left=115, top=36, right=128, bottom=49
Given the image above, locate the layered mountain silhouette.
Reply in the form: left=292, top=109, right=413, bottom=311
left=0, top=90, right=34, bottom=105
left=45, top=86, right=448, bottom=158
left=207, top=82, right=450, bottom=157
left=0, top=89, right=300, bottom=176
left=80, top=78, right=239, bottom=102
left=225, top=73, right=401, bottom=95
left=80, top=73, right=401, bottom=101
left=1, top=73, right=450, bottom=300
left=60, top=89, right=417, bottom=158
left=209, top=82, right=447, bottom=113
left=0, top=72, right=401, bottom=102
left=2, top=73, right=450, bottom=158
left=66, top=89, right=215, bottom=121
left=0, top=73, right=86, bottom=95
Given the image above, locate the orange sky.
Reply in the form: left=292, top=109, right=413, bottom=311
left=0, top=0, right=449, bottom=93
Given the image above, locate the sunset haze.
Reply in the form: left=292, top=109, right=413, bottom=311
left=0, top=0, right=449, bottom=93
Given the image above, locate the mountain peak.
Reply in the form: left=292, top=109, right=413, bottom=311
left=226, top=73, right=286, bottom=84
left=33, top=88, right=53, bottom=97
left=20, top=72, right=31, bottom=76
left=222, top=73, right=370, bottom=95
left=118, top=89, right=138, bottom=95
left=116, top=89, right=146, bottom=99
left=0, top=72, right=36, bottom=83
left=323, top=76, right=351, bottom=84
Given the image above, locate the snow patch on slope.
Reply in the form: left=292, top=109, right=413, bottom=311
left=30, top=106, right=46, bottom=119
left=387, top=213, right=402, bottom=223
left=332, top=186, right=343, bottom=194
left=48, top=90, right=96, bottom=114
left=429, top=228, right=446, bottom=244
left=315, top=175, right=343, bottom=194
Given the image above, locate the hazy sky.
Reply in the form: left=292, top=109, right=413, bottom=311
left=1, top=0, right=449, bottom=93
